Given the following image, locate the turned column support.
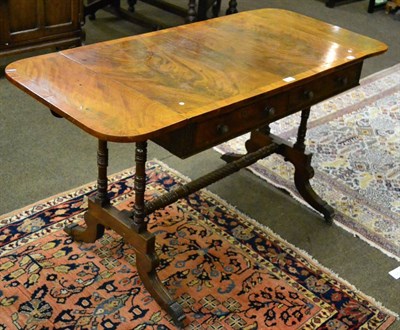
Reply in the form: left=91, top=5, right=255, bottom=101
left=127, top=0, right=137, bottom=12
left=64, top=139, right=109, bottom=242
left=226, top=0, right=238, bottom=15
left=293, top=108, right=311, bottom=152
left=95, top=139, right=110, bottom=206
left=186, top=0, right=197, bottom=23
left=132, top=141, right=148, bottom=233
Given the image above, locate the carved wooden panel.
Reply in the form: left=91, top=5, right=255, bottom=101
left=0, top=0, right=83, bottom=57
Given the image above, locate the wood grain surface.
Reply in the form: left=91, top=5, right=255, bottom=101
left=6, top=9, right=387, bottom=142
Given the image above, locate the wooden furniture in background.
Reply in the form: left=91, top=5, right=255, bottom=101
left=0, top=0, right=84, bottom=58
left=136, top=0, right=223, bottom=22
left=384, top=0, right=400, bottom=12
left=6, top=9, right=387, bottom=326
left=326, top=0, right=343, bottom=7
left=326, top=0, right=391, bottom=13
left=325, top=0, right=359, bottom=7
left=368, top=0, right=400, bottom=14
left=368, top=0, right=388, bottom=12
left=84, top=0, right=236, bottom=29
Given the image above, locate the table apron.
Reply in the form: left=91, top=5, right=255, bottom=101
left=153, top=61, right=362, bottom=158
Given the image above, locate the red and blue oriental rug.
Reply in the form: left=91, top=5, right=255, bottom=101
left=0, top=160, right=396, bottom=329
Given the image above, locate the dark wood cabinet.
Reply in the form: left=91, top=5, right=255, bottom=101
left=0, top=0, right=84, bottom=57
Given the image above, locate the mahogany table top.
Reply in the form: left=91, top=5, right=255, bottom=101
left=6, top=9, right=387, bottom=142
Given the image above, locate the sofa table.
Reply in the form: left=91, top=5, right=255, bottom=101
left=5, top=9, right=387, bottom=326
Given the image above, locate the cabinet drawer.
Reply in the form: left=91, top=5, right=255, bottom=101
left=288, top=62, right=362, bottom=110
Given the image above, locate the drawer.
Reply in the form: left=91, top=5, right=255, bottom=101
left=192, top=93, right=288, bottom=152
left=153, top=92, right=288, bottom=158
left=288, top=62, right=362, bottom=111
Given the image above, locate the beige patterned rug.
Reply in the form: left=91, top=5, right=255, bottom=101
left=215, top=64, right=400, bottom=261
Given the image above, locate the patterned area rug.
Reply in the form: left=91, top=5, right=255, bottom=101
left=0, top=160, right=396, bottom=329
left=215, top=64, right=400, bottom=261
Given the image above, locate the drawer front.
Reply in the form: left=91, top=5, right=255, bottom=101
left=153, top=93, right=288, bottom=158
left=192, top=93, right=288, bottom=152
left=288, top=62, right=362, bottom=110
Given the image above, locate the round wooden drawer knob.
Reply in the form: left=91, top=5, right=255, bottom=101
left=217, top=124, right=229, bottom=135
left=304, top=90, right=314, bottom=100
left=264, top=106, right=276, bottom=116
left=339, top=76, right=349, bottom=86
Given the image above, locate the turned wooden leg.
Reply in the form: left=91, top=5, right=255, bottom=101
left=212, top=0, right=221, bottom=17
left=186, top=0, right=197, bottom=23
left=293, top=108, right=310, bottom=152
left=226, top=0, right=238, bottom=15
left=128, top=141, right=185, bottom=325
left=64, top=139, right=108, bottom=241
left=127, top=0, right=137, bottom=12
left=368, top=0, right=375, bottom=13
left=95, top=140, right=111, bottom=207
left=84, top=0, right=115, bottom=20
left=132, top=141, right=148, bottom=233
left=326, top=0, right=336, bottom=8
